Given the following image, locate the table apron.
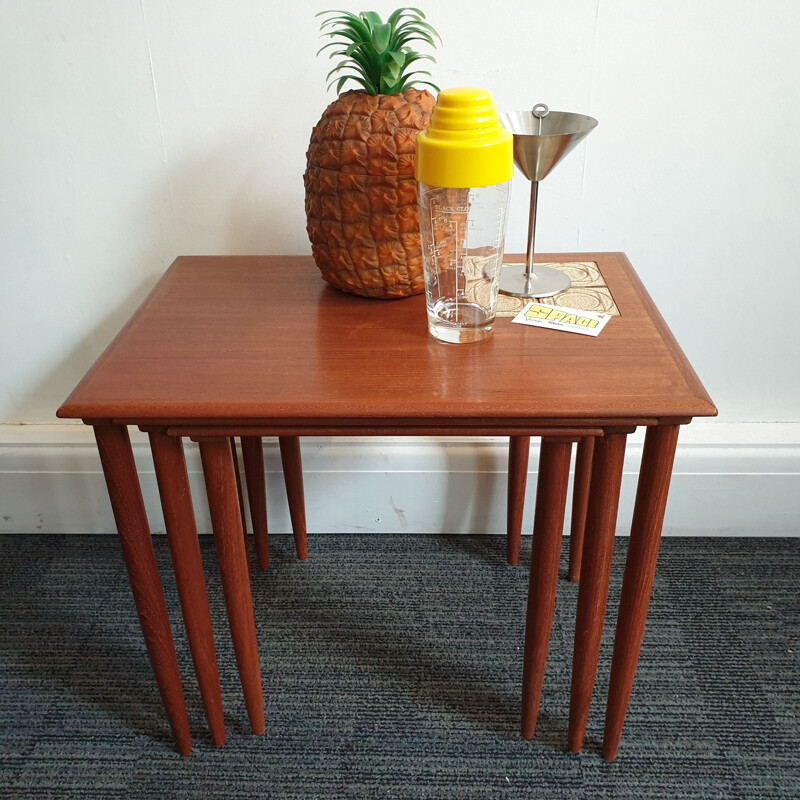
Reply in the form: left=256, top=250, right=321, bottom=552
left=165, top=425, right=609, bottom=439
left=109, top=417, right=667, bottom=430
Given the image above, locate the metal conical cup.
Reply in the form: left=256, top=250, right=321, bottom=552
left=499, top=108, right=598, bottom=299
left=500, top=111, right=598, bottom=181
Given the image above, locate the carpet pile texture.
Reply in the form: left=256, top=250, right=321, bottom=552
left=1, top=535, right=798, bottom=799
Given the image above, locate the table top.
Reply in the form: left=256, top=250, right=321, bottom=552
left=58, top=253, right=716, bottom=428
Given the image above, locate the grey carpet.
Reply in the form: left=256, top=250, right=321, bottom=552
left=0, top=535, right=798, bottom=799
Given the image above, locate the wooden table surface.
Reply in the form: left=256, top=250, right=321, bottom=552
left=58, top=253, right=715, bottom=426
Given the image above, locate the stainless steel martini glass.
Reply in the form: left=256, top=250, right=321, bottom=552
left=499, top=103, right=598, bottom=298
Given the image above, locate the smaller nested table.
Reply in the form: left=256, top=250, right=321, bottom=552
left=58, top=253, right=716, bottom=759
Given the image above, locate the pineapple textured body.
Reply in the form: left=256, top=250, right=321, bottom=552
left=305, top=88, right=435, bottom=298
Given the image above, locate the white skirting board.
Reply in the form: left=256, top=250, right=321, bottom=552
left=1, top=423, right=798, bottom=536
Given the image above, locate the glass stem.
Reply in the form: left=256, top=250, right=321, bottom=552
left=524, top=181, right=539, bottom=295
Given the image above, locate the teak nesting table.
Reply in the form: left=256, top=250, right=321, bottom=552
left=57, top=252, right=716, bottom=760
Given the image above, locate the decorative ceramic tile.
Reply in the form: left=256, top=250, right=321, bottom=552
left=495, top=262, right=620, bottom=317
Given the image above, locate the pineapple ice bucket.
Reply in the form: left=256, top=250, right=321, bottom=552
left=304, top=88, right=435, bottom=298
left=304, top=7, right=442, bottom=299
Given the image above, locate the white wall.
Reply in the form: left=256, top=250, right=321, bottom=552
left=2, top=425, right=799, bottom=536
left=1, top=1, right=798, bottom=533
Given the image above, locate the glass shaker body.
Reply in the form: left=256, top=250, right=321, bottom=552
left=418, top=180, right=511, bottom=344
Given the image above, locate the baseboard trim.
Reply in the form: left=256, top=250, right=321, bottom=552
left=1, top=423, right=798, bottom=536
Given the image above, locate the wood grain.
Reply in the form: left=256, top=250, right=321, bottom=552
left=242, top=437, right=270, bottom=570
left=93, top=423, right=192, bottom=755
left=58, top=254, right=717, bottom=424
left=278, top=436, right=308, bottom=561
left=603, top=424, right=681, bottom=761
left=520, top=438, right=572, bottom=739
left=567, top=437, right=596, bottom=583
left=173, top=425, right=608, bottom=438
left=506, top=436, right=530, bottom=566
left=566, top=432, right=627, bottom=753
left=199, top=438, right=265, bottom=736
left=229, top=438, right=251, bottom=577
left=148, top=430, right=226, bottom=745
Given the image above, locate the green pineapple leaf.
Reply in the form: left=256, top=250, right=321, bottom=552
left=371, top=22, right=392, bottom=53
left=317, top=7, right=441, bottom=96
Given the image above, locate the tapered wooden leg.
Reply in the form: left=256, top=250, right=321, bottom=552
left=229, top=439, right=247, bottom=532
left=93, top=423, right=192, bottom=755
left=199, top=439, right=265, bottom=736
left=149, top=431, right=226, bottom=746
left=568, top=437, right=595, bottom=583
left=603, top=424, right=680, bottom=761
left=278, top=436, right=308, bottom=561
left=520, top=438, right=572, bottom=739
left=506, top=436, right=530, bottom=566
left=230, top=438, right=251, bottom=576
left=242, top=437, right=270, bottom=570
left=567, top=432, right=627, bottom=752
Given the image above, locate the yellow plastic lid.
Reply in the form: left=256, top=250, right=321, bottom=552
left=415, top=87, right=513, bottom=189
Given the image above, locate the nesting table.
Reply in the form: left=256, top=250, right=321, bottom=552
left=58, top=252, right=716, bottom=759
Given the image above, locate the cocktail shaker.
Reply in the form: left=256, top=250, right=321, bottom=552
left=415, top=88, right=513, bottom=343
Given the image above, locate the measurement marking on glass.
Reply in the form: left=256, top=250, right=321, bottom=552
left=430, top=201, right=468, bottom=321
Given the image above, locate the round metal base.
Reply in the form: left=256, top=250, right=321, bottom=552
left=499, top=264, right=572, bottom=298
